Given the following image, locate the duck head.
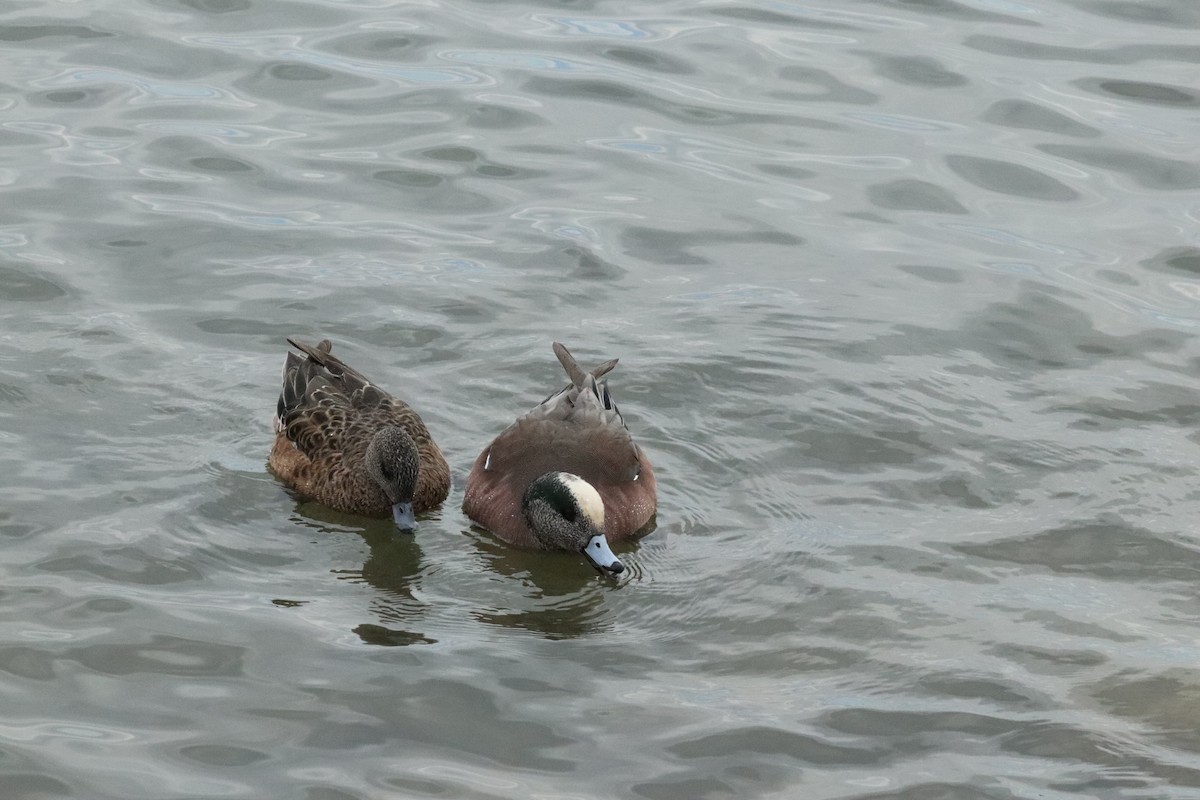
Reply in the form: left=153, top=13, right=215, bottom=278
left=365, top=426, right=420, bottom=531
left=522, top=472, right=624, bottom=576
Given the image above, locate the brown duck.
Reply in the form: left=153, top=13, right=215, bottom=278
left=462, top=342, right=657, bottom=575
left=269, top=338, right=449, bottom=529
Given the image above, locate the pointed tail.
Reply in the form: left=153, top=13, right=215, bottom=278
left=553, top=341, right=618, bottom=388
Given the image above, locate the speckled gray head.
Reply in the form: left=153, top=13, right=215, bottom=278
left=522, top=472, right=625, bottom=575
left=364, top=426, right=420, bottom=532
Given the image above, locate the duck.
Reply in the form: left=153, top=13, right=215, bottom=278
left=462, top=342, right=657, bottom=575
left=268, top=337, right=449, bottom=530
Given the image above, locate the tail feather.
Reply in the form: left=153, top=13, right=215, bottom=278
left=552, top=342, right=618, bottom=388
left=287, top=337, right=333, bottom=365
left=287, top=337, right=372, bottom=394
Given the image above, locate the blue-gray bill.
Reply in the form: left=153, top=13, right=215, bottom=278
left=582, top=533, right=624, bottom=576
left=391, top=501, right=416, bottom=532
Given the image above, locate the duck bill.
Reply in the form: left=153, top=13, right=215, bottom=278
left=391, top=501, right=416, bottom=532
left=582, top=533, right=625, bottom=576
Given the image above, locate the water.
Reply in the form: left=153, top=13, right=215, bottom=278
left=3, top=0, right=1200, bottom=797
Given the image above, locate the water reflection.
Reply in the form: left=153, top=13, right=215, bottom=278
left=464, top=526, right=631, bottom=640
left=354, top=523, right=425, bottom=599
left=289, top=502, right=437, bottom=646
left=287, top=498, right=647, bottom=641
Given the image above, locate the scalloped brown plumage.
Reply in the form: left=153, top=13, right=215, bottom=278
left=462, top=342, right=657, bottom=548
left=268, top=338, right=449, bottom=517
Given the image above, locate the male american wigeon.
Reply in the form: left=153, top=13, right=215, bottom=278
left=269, top=338, right=450, bottom=530
left=462, top=342, right=657, bottom=575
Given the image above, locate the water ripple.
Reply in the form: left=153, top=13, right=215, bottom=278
left=33, top=67, right=255, bottom=107
left=5, top=0, right=1200, bottom=796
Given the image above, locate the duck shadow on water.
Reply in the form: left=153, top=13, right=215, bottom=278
left=288, top=500, right=436, bottom=647
left=285, top=501, right=656, bottom=643
left=459, top=520, right=656, bottom=641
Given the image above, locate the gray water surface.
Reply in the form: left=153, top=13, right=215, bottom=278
left=4, top=0, right=1200, bottom=798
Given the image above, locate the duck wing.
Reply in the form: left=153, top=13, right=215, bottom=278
left=277, top=338, right=408, bottom=458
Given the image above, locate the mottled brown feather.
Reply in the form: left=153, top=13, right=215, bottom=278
left=268, top=338, right=450, bottom=516
left=462, top=342, right=657, bottom=548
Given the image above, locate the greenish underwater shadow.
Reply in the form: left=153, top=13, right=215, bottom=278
left=458, top=518, right=656, bottom=641
left=284, top=497, right=657, bottom=642
left=287, top=499, right=436, bottom=647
